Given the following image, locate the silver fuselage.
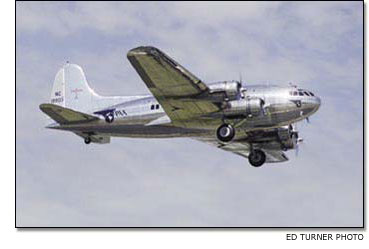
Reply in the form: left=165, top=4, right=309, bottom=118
left=52, top=85, right=321, bottom=138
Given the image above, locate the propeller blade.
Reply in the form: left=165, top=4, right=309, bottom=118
left=291, top=123, right=297, bottom=132
left=295, top=138, right=303, bottom=157
left=295, top=143, right=299, bottom=157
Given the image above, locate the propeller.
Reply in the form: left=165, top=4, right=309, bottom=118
left=294, top=136, right=304, bottom=157
left=290, top=124, right=303, bottom=157
left=238, top=72, right=243, bottom=85
left=236, top=72, right=244, bottom=99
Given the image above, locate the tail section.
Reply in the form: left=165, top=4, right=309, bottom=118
left=50, top=63, right=99, bottom=113
left=41, top=63, right=133, bottom=145
left=39, top=103, right=110, bottom=144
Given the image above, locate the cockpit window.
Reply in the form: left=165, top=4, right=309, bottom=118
left=293, top=88, right=315, bottom=97
left=291, top=89, right=314, bottom=96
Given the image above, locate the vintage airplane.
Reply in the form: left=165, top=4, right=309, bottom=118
left=40, top=46, right=321, bottom=167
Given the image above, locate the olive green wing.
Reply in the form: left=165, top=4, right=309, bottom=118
left=127, top=46, right=219, bottom=126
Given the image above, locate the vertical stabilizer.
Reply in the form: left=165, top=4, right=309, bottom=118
left=50, top=63, right=100, bottom=113
left=50, top=67, right=65, bottom=107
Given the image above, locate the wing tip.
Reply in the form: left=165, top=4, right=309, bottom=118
left=127, top=46, right=160, bottom=57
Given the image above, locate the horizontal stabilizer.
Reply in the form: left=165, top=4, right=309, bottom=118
left=39, top=103, right=99, bottom=125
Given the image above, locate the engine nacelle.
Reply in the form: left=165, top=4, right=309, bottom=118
left=277, top=126, right=291, bottom=140
left=277, top=125, right=298, bottom=150
left=223, top=98, right=264, bottom=117
left=208, top=81, right=241, bottom=101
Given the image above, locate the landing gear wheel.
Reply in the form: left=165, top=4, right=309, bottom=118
left=248, top=149, right=266, bottom=167
left=216, top=124, right=235, bottom=142
left=84, top=137, right=91, bottom=144
left=105, top=113, right=114, bottom=123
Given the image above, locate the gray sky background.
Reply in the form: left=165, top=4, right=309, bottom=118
left=16, top=2, right=363, bottom=227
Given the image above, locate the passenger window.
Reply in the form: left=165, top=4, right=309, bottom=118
left=309, top=92, right=315, bottom=96
left=150, top=105, right=155, bottom=110
left=293, top=91, right=298, bottom=96
left=298, top=92, right=303, bottom=96
left=156, top=104, right=160, bottom=109
left=304, top=91, right=309, bottom=96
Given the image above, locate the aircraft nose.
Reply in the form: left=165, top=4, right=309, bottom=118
left=313, top=96, right=321, bottom=110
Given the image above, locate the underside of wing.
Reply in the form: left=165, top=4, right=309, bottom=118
left=39, top=103, right=99, bottom=125
left=263, top=149, right=289, bottom=163
left=196, top=137, right=289, bottom=164
left=127, top=46, right=219, bottom=124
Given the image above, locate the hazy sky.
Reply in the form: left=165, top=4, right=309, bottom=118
left=16, top=1, right=363, bottom=227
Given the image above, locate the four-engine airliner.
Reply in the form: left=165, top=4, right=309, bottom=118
left=40, top=46, right=321, bottom=167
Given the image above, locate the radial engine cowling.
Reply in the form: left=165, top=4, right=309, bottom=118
left=208, top=81, right=241, bottom=101
left=224, top=98, right=264, bottom=117
left=277, top=125, right=298, bottom=150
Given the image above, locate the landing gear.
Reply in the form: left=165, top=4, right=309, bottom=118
left=84, top=137, right=91, bottom=144
left=216, top=124, right=235, bottom=142
left=248, top=149, right=266, bottom=167
left=105, top=113, right=114, bottom=123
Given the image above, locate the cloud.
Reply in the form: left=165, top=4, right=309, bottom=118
left=16, top=1, right=363, bottom=227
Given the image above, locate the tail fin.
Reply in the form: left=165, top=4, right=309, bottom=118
left=50, top=63, right=99, bottom=113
